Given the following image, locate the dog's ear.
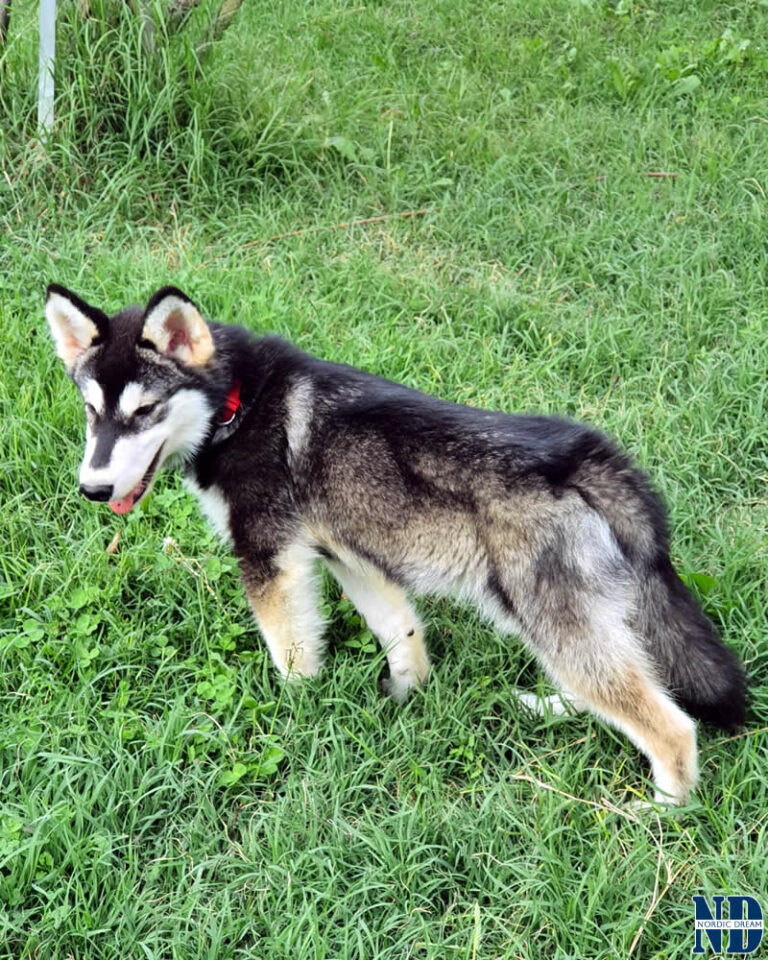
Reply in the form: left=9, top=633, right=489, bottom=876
left=141, top=287, right=215, bottom=367
left=46, top=284, right=107, bottom=372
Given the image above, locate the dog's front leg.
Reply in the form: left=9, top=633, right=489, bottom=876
left=325, top=558, right=430, bottom=702
left=240, top=541, right=325, bottom=680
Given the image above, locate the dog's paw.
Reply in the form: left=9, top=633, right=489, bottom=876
left=515, top=690, right=585, bottom=718
left=381, top=668, right=426, bottom=704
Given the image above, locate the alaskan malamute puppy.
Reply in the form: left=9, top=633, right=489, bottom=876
left=46, top=284, right=746, bottom=803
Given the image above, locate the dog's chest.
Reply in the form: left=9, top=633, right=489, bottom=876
left=184, top=476, right=232, bottom=543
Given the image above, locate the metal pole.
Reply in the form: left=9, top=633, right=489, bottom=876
left=38, top=0, right=56, bottom=137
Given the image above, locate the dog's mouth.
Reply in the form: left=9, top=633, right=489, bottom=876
left=108, top=445, right=164, bottom=515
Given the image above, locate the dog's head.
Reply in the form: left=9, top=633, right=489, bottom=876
left=46, top=285, right=218, bottom=513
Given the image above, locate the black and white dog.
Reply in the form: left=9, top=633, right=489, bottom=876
left=46, top=283, right=745, bottom=803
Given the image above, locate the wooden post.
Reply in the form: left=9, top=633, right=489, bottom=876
left=38, top=0, right=56, bottom=136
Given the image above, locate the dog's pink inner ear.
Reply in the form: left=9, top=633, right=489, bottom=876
left=142, top=295, right=214, bottom=367
left=165, top=314, right=191, bottom=354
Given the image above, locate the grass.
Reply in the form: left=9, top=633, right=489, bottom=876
left=1, top=0, right=767, bottom=956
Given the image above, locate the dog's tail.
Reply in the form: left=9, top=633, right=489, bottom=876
left=568, top=438, right=746, bottom=729
left=634, top=557, right=746, bottom=729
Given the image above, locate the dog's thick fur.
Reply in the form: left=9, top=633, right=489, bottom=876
left=46, top=284, right=746, bottom=803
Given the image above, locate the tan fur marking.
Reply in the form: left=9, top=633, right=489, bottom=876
left=563, top=667, right=698, bottom=803
left=245, top=577, right=317, bottom=677
left=243, top=540, right=325, bottom=678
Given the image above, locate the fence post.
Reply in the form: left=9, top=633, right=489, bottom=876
left=38, top=0, right=56, bottom=136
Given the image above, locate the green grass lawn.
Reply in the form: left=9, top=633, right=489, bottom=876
left=1, top=0, right=767, bottom=956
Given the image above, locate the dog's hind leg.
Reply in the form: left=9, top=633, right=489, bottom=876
left=326, top=558, right=430, bottom=703
left=531, top=603, right=698, bottom=804
left=242, top=541, right=326, bottom=679
left=505, top=510, right=699, bottom=803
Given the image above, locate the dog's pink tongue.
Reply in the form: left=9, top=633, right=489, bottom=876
left=108, top=482, right=142, bottom=515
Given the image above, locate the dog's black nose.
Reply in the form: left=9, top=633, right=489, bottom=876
left=79, top=483, right=114, bottom=502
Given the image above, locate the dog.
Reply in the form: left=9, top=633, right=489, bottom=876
left=45, top=283, right=746, bottom=803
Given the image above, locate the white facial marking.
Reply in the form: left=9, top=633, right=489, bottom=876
left=285, top=378, right=313, bottom=460
left=78, top=389, right=213, bottom=500
left=81, top=379, right=105, bottom=415
left=79, top=422, right=166, bottom=499
left=185, top=478, right=231, bottom=543
left=118, top=381, right=154, bottom=418
left=162, top=389, right=214, bottom=459
left=81, top=423, right=97, bottom=472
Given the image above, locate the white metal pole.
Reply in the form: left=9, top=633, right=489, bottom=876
left=38, top=0, right=56, bottom=137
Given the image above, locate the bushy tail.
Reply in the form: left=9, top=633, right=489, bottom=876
left=635, top=557, right=746, bottom=729
left=562, top=428, right=746, bottom=728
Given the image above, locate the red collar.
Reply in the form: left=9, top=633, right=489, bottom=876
left=219, top=379, right=242, bottom=425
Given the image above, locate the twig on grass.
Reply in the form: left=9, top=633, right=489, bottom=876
left=509, top=773, right=675, bottom=859
left=628, top=854, right=687, bottom=957
left=106, top=529, right=121, bottom=554
left=594, top=172, right=678, bottom=182
left=162, top=536, right=218, bottom=598
left=510, top=772, right=639, bottom=820
left=200, top=207, right=436, bottom=266
left=740, top=177, right=766, bottom=200
left=500, top=735, right=594, bottom=779
left=513, top=770, right=690, bottom=956
left=713, top=724, right=768, bottom=745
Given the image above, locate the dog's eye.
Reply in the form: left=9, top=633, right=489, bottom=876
left=84, top=403, right=97, bottom=419
left=134, top=403, right=157, bottom=418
